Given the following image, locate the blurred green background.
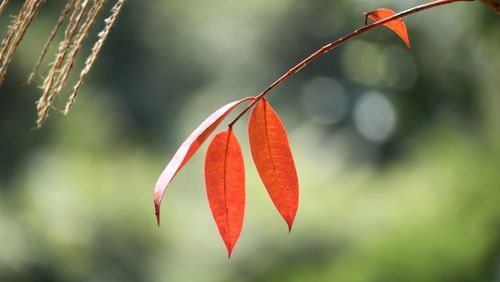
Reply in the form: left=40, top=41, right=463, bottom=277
left=1, top=0, right=499, bottom=281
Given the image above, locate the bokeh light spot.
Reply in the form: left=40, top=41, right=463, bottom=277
left=301, top=77, right=348, bottom=125
left=354, top=91, right=397, bottom=143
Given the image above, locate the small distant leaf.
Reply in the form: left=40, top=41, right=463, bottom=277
left=248, top=98, right=299, bottom=231
left=205, top=129, right=245, bottom=258
left=154, top=97, right=253, bottom=226
left=366, top=8, right=411, bottom=48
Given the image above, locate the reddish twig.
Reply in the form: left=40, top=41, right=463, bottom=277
left=227, top=0, right=475, bottom=127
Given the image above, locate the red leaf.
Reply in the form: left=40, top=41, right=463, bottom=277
left=366, top=8, right=411, bottom=49
left=154, top=97, right=253, bottom=226
left=205, top=129, right=245, bottom=258
left=248, top=98, right=299, bottom=231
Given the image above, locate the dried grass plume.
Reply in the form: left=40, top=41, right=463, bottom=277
left=0, top=0, right=126, bottom=127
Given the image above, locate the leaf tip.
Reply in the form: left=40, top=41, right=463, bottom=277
left=154, top=202, right=161, bottom=227
left=404, top=39, right=411, bottom=49
left=226, top=243, right=234, bottom=259
left=286, top=217, right=294, bottom=233
left=284, top=208, right=298, bottom=232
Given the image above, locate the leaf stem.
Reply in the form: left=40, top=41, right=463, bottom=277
left=227, top=0, right=474, bottom=127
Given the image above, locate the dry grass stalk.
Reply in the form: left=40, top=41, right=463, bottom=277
left=65, top=0, right=125, bottom=115
left=0, top=0, right=125, bottom=127
left=0, top=0, right=10, bottom=16
left=51, top=0, right=105, bottom=98
left=37, top=0, right=89, bottom=112
left=27, top=0, right=77, bottom=84
left=0, top=0, right=45, bottom=84
left=0, top=1, right=29, bottom=62
left=36, top=0, right=107, bottom=127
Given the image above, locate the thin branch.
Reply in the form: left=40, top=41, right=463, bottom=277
left=228, top=0, right=475, bottom=127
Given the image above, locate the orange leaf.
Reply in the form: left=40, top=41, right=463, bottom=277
left=248, top=98, right=299, bottom=231
left=366, top=8, right=411, bottom=48
left=154, top=97, right=253, bottom=226
left=205, top=129, right=245, bottom=258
